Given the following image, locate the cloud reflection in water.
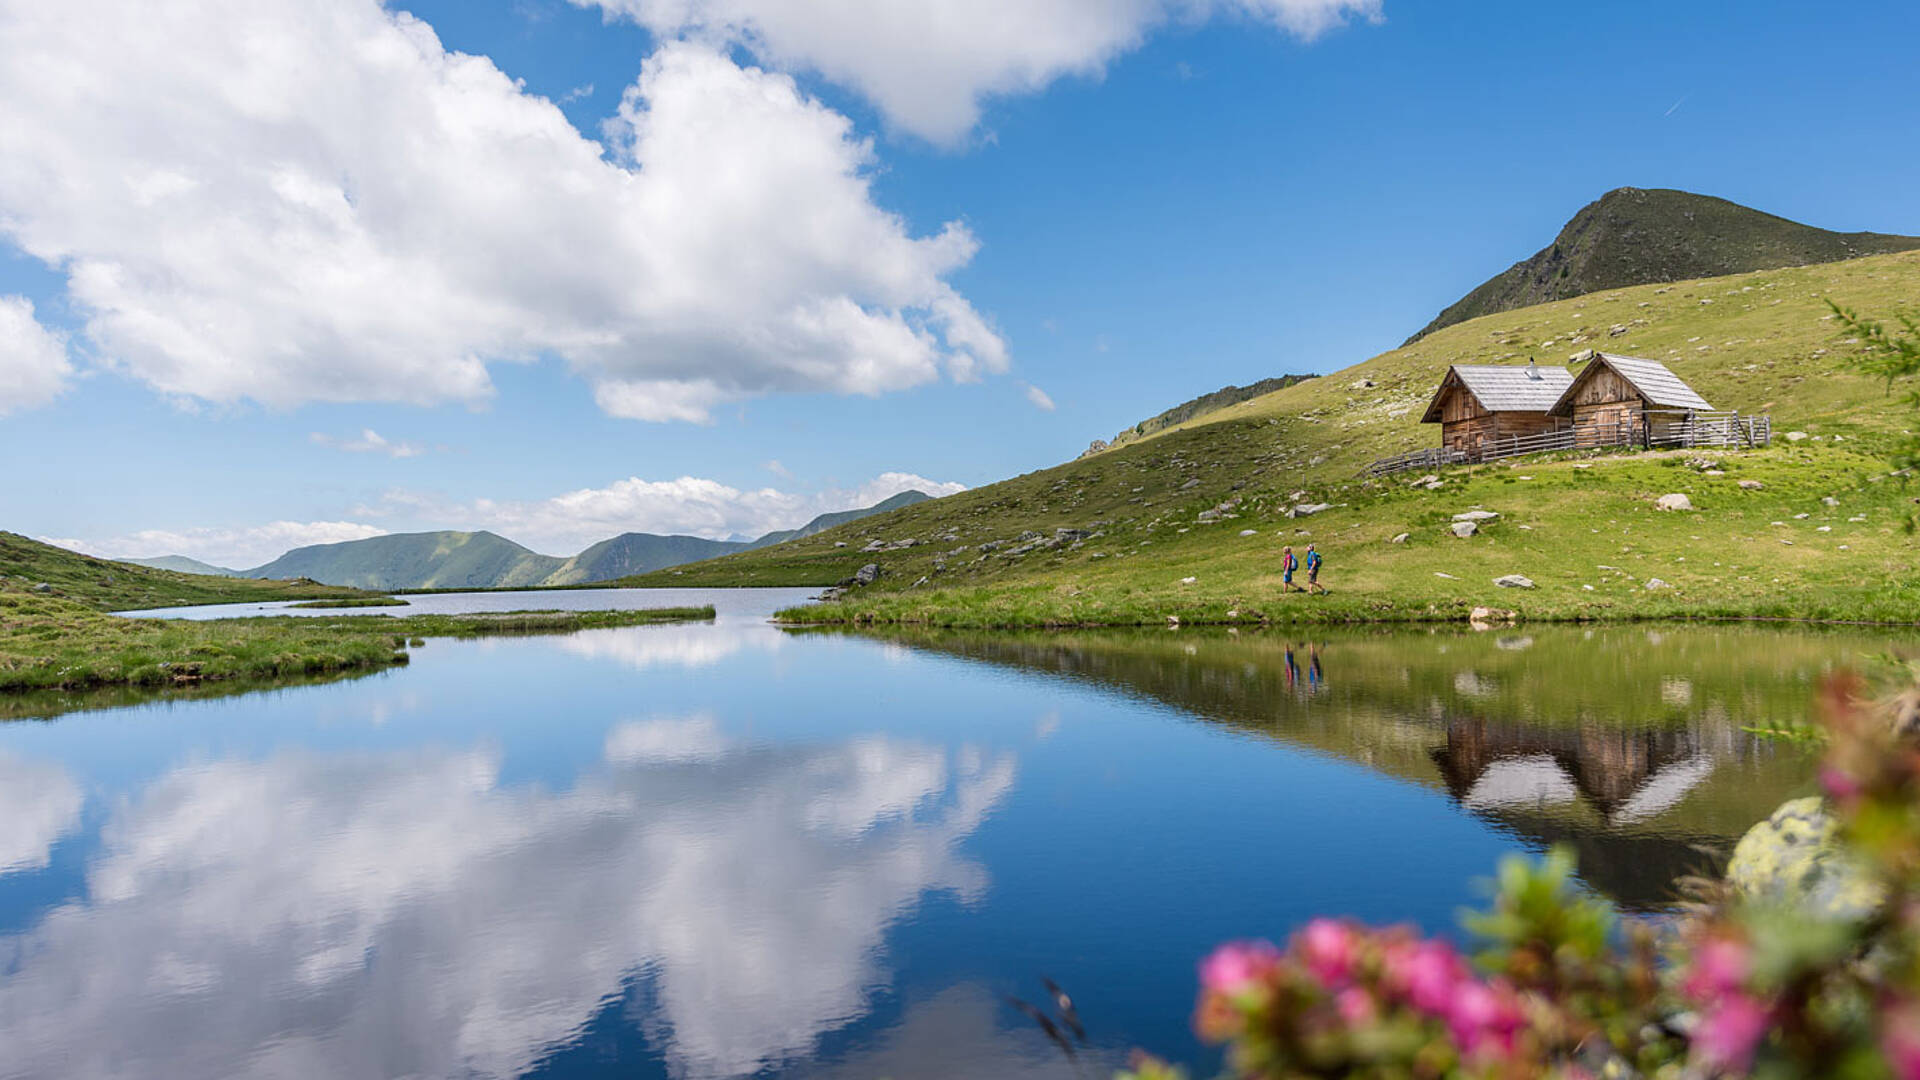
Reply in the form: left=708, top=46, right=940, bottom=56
left=0, top=724, right=1014, bottom=1080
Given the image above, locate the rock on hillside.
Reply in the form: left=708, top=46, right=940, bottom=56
left=1408, top=187, right=1920, bottom=343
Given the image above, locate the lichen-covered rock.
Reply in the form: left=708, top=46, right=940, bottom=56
left=1728, top=797, right=1882, bottom=921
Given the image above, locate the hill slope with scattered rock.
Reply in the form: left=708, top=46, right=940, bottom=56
left=620, top=250, right=1920, bottom=627
left=1408, top=188, right=1920, bottom=343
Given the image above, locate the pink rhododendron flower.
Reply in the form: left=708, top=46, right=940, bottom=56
left=1447, top=981, right=1523, bottom=1059
left=1883, top=1000, right=1920, bottom=1080
left=1298, top=919, right=1357, bottom=985
left=1199, top=940, right=1280, bottom=996
left=1683, top=937, right=1750, bottom=1003
left=1693, top=993, right=1770, bottom=1073
left=1820, top=765, right=1864, bottom=805
left=1335, top=986, right=1377, bottom=1025
left=1385, top=939, right=1466, bottom=1016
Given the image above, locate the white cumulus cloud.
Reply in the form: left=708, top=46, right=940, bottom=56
left=580, top=0, right=1384, bottom=142
left=0, top=0, right=1005, bottom=420
left=46, top=521, right=390, bottom=570
left=310, top=428, right=426, bottom=458
left=0, top=295, right=73, bottom=415
left=1023, top=383, right=1056, bottom=411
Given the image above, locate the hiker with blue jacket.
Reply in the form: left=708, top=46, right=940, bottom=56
left=1305, top=544, right=1326, bottom=594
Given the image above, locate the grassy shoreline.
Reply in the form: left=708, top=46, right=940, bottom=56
left=0, top=591, right=714, bottom=693
left=745, top=446, right=1920, bottom=629
left=775, top=596, right=1920, bottom=630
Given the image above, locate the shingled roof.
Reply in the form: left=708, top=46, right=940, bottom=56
left=1550, top=354, right=1713, bottom=415
left=1420, top=363, right=1576, bottom=423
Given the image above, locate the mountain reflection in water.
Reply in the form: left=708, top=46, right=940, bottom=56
left=865, top=623, right=1860, bottom=911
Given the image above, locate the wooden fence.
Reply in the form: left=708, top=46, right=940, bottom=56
left=1363, top=410, right=1772, bottom=478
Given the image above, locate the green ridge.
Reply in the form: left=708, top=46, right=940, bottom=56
left=245, top=530, right=565, bottom=591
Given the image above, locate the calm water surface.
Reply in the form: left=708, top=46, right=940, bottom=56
left=3, top=590, right=1905, bottom=1079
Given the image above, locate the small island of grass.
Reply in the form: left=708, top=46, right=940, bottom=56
left=0, top=590, right=714, bottom=693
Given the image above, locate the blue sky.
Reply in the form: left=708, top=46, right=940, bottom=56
left=2, top=0, right=1916, bottom=565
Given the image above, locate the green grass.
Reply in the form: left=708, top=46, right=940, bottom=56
left=288, top=597, right=410, bottom=609
left=0, top=588, right=714, bottom=693
left=618, top=252, right=1920, bottom=628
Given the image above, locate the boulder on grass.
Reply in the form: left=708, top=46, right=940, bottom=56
left=1655, top=493, right=1694, bottom=512
left=1493, top=575, right=1535, bottom=589
left=1450, top=521, right=1479, bottom=539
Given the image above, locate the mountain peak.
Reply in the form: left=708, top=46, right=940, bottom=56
left=1407, top=188, right=1920, bottom=343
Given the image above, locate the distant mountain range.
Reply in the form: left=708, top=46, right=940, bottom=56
left=1407, top=187, right=1920, bottom=343
left=123, top=554, right=244, bottom=577
left=170, top=490, right=934, bottom=591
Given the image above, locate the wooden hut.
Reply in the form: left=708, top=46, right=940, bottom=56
left=1550, top=354, right=1713, bottom=445
left=1419, top=362, right=1574, bottom=455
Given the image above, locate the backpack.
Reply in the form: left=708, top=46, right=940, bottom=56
left=1307, top=551, right=1321, bottom=572
left=1285, top=553, right=1298, bottom=572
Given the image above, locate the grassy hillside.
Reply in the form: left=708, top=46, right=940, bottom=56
left=247, top=530, right=564, bottom=589
left=1410, top=188, right=1920, bottom=342
left=622, top=251, right=1920, bottom=626
left=0, top=532, right=362, bottom=611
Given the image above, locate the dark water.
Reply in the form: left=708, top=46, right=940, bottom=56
left=1, top=591, right=1904, bottom=1079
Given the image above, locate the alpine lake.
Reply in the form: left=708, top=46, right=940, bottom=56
left=0, top=587, right=1905, bottom=1079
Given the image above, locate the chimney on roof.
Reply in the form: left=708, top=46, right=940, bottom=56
left=1526, top=358, right=1540, bottom=380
